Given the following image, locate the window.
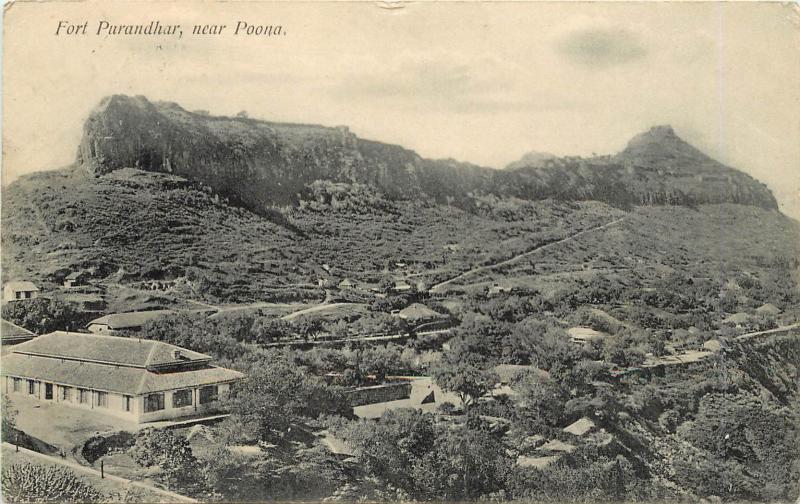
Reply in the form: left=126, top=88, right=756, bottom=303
left=144, top=393, right=165, bottom=412
left=96, top=391, right=108, bottom=408
left=27, top=380, right=35, bottom=395
left=172, top=389, right=192, bottom=408
left=123, top=395, right=132, bottom=412
left=199, top=385, right=218, bottom=404
left=12, top=378, right=20, bottom=392
left=78, top=388, right=89, bottom=404
left=60, top=386, right=72, bottom=401
left=15, top=292, right=22, bottom=300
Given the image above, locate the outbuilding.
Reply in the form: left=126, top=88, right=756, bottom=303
left=86, top=310, right=175, bottom=334
left=3, top=282, right=40, bottom=302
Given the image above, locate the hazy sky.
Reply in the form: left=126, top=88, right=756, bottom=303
left=3, top=1, right=799, bottom=218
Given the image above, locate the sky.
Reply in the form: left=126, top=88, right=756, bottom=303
left=3, top=1, right=799, bottom=218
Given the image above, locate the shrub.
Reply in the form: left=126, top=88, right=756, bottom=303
left=2, top=463, right=103, bottom=503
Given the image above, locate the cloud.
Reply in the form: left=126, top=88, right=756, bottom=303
left=557, top=27, right=648, bottom=68
left=327, top=51, right=589, bottom=114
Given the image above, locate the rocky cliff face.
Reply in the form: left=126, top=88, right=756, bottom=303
left=77, top=95, right=429, bottom=211
left=506, top=125, right=779, bottom=209
left=78, top=95, right=779, bottom=213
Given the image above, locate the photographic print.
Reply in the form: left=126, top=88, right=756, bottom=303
left=1, top=1, right=799, bottom=502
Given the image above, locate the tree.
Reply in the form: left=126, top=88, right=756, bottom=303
left=432, top=360, right=497, bottom=413
left=1, top=297, right=82, bottom=334
left=3, top=396, right=18, bottom=432
left=448, top=317, right=514, bottom=366
left=511, top=317, right=581, bottom=372
left=132, top=429, right=203, bottom=491
left=251, top=317, right=292, bottom=344
left=377, top=276, right=396, bottom=294
left=412, top=425, right=512, bottom=500
left=2, top=463, right=103, bottom=503
left=336, top=410, right=511, bottom=500
left=226, top=358, right=350, bottom=443
left=513, top=371, right=568, bottom=430
left=294, top=318, right=323, bottom=341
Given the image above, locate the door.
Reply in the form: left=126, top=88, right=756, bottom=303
left=45, top=383, right=53, bottom=400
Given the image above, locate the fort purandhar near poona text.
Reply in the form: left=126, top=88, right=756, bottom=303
left=55, top=21, right=285, bottom=37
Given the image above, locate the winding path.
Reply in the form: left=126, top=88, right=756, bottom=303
left=429, top=217, right=626, bottom=293
left=734, top=323, right=800, bottom=341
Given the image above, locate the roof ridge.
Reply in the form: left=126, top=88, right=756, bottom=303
left=43, top=330, right=160, bottom=344
left=143, top=338, right=160, bottom=368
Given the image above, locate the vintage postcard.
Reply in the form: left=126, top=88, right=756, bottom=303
left=1, top=1, right=799, bottom=502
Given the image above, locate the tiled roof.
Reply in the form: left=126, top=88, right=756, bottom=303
left=4, top=281, right=39, bottom=292
left=398, top=303, right=444, bottom=321
left=1, top=319, right=36, bottom=344
left=563, top=416, right=595, bottom=436
left=537, top=439, right=576, bottom=453
left=10, top=332, right=210, bottom=368
left=1, top=353, right=244, bottom=395
left=87, top=310, right=176, bottom=329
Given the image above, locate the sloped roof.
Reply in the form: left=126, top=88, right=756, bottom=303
left=87, top=310, right=175, bottom=329
left=398, top=303, right=444, bottom=321
left=755, top=303, right=781, bottom=315
left=9, top=331, right=210, bottom=369
left=1, top=319, right=36, bottom=344
left=517, top=455, right=560, bottom=468
left=4, top=281, right=39, bottom=292
left=723, top=312, right=751, bottom=324
left=537, top=439, right=576, bottom=453
left=65, top=272, right=86, bottom=280
left=563, top=416, right=595, bottom=436
left=567, top=327, right=607, bottom=341
left=1, top=352, right=244, bottom=395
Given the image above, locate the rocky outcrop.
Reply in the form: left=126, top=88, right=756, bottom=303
left=505, top=125, right=779, bottom=210
left=77, top=95, right=494, bottom=213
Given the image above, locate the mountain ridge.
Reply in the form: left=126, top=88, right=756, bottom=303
left=76, top=94, right=778, bottom=213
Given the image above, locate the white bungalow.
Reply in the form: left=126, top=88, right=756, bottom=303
left=2, top=332, right=244, bottom=423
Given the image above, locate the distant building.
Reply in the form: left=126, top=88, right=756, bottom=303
left=722, top=312, right=751, bottom=327
left=567, top=327, right=607, bottom=345
left=755, top=303, right=781, bottom=316
left=2, top=332, right=244, bottom=423
left=563, top=417, right=596, bottom=437
left=86, top=310, right=175, bottom=334
left=63, top=271, right=89, bottom=288
left=338, top=278, right=356, bottom=290
left=397, top=303, right=446, bottom=325
left=393, top=279, right=412, bottom=293
left=1, top=319, right=36, bottom=347
left=488, top=283, right=513, bottom=297
left=3, top=282, right=40, bottom=302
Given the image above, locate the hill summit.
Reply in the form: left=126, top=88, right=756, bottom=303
left=619, top=124, right=713, bottom=165
left=76, top=95, right=778, bottom=213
